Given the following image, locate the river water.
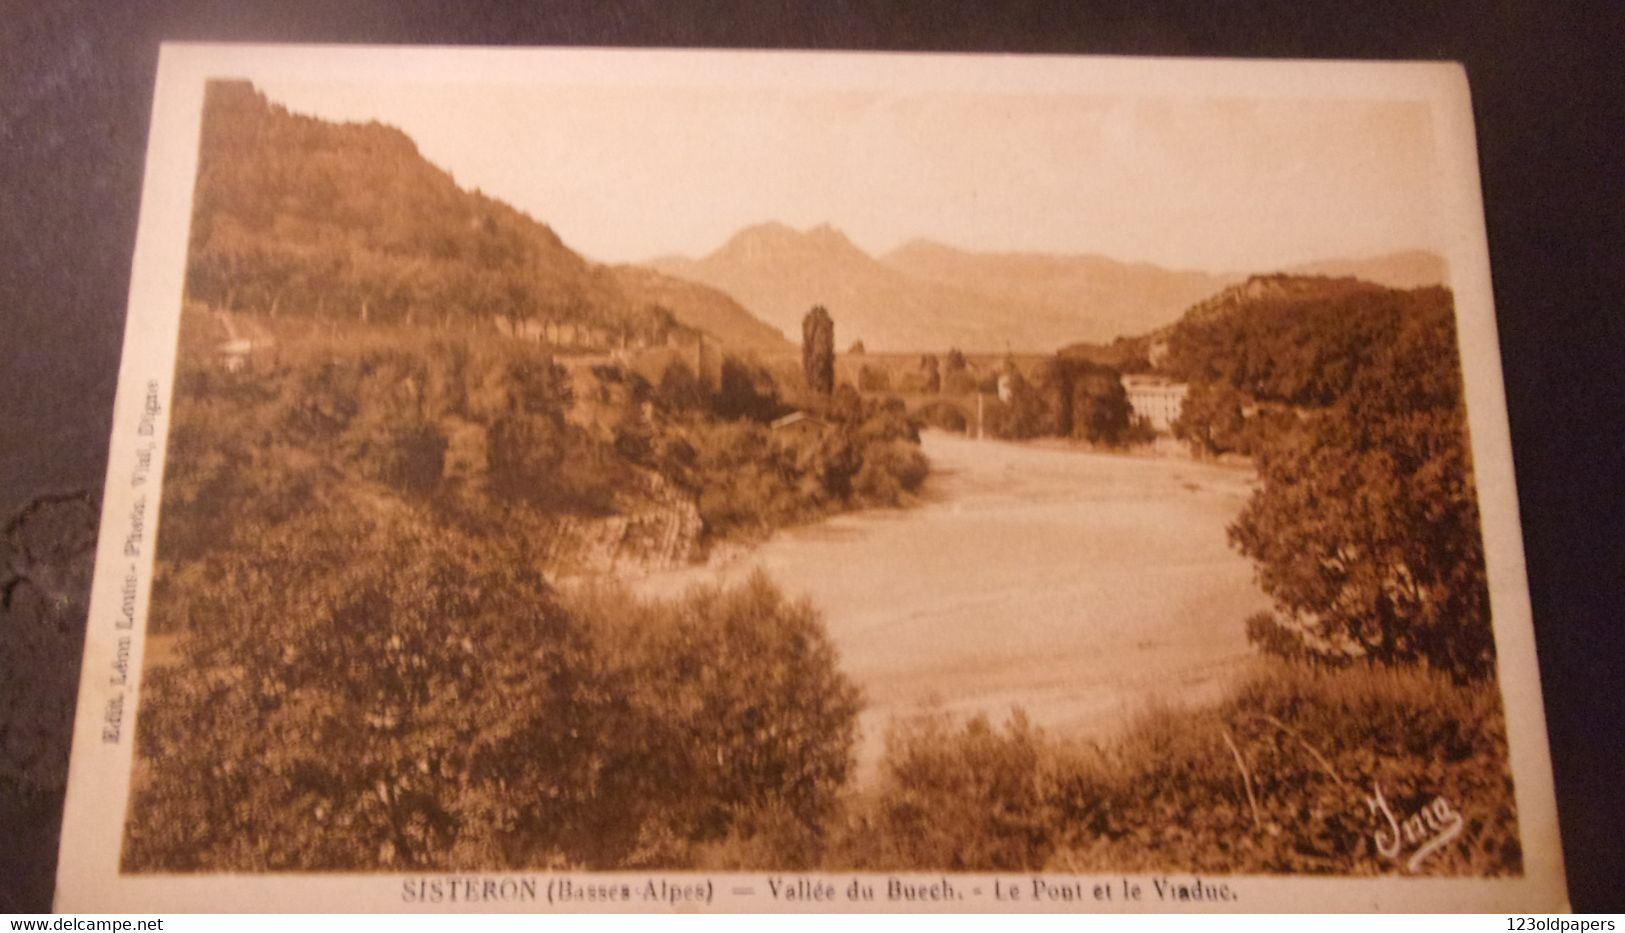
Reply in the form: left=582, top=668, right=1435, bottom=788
left=629, top=431, right=1272, bottom=776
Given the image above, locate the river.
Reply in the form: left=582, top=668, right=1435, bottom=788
left=629, top=430, right=1272, bottom=777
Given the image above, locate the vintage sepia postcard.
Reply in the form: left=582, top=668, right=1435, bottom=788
left=55, top=44, right=1566, bottom=911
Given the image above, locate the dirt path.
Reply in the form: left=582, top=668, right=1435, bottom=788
left=630, top=431, right=1272, bottom=777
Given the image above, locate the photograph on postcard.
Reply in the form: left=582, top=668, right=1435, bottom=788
left=52, top=48, right=1564, bottom=910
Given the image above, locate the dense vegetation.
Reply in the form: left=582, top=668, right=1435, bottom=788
left=1229, top=290, right=1494, bottom=677
left=984, top=356, right=1145, bottom=445
left=1164, top=276, right=1425, bottom=456
left=127, top=528, right=861, bottom=870
left=1159, top=279, right=1495, bottom=677
left=838, top=659, right=1519, bottom=876
left=849, top=349, right=1147, bottom=446
left=128, top=81, right=1510, bottom=877
left=187, top=81, right=669, bottom=341
left=1057, top=335, right=1153, bottom=374
left=124, top=305, right=926, bottom=870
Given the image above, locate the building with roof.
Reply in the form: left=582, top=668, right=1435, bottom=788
left=1123, top=375, right=1188, bottom=433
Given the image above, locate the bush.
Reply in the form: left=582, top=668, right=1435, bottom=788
left=124, top=512, right=615, bottom=872
left=914, top=400, right=969, bottom=433
left=852, top=440, right=930, bottom=504
left=128, top=527, right=864, bottom=873
left=842, top=659, right=1519, bottom=877
left=857, top=364, right=891, bottom=392
left=846, top=711, right=1060, bottom=870
left=567, top=574, right=862, bottom=866
left=714, top=356, right=786, bottom=422
left=662, top=391, right=928, bottom=539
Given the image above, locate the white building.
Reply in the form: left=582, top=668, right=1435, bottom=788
left=1122, top=375, right=1187, bottom=433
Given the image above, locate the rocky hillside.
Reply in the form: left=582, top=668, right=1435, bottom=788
left=610, top=264, right=793, bottom=354
left=185, top=80, right=782, bottom=354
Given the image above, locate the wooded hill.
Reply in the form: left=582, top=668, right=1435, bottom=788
left=1141, top=274, right=1496, bottom=678
left=184, top=81, right=790, bottom=354
left=1162, top=274, right=1438, bottom=407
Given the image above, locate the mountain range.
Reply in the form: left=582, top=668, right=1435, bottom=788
left=650, top=223, right=1446, bottom=353
left=196, top=82, right=1444, bottom=359
left=651, top=223, right=1084, bottom=353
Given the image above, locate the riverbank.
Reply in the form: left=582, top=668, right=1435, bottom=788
left=625, top=430, right=1272, bottom=778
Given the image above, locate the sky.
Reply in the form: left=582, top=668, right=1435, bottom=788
left=254, top=78, right=1443, bottom=273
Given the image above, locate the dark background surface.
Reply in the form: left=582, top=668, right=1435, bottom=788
left=2, top=0, right=1621, bottom=913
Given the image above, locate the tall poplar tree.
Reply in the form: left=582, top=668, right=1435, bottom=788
left=802, top=305, right=835, bottom=395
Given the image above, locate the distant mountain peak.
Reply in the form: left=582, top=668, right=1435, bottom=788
left=729, top=220, right=797, bottom=240
left=710, top=221, right=869, bottom=265
left=805, top=222, right=854, bottom=246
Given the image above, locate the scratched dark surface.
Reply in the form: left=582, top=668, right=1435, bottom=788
left=2, top=0, right=1621, bottom=913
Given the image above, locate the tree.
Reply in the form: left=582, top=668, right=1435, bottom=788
left=985, top=357, right=1130, bottom=444
left=847, top=339, right=866, bottom=355
left=802, top=306, right=835, bottom=395
left=124, top=512, right=619, bottom=871
left=941, top=349, right=977, bottom=394
left=857, top=364, right=890, bottom=392
left=1165, top=279, right=1406, bottom=408
left=573, top=575, right=862, bottom=857
left=1227, top=294, right=1494, bottom=679
left=1026, top=359, right=1070, bottom=436
left=918, top=354, right=941, bottom=393
left=1171, top=381, right=1251, bottom=456
left=656, top=359, right=710, bottom=412
left=1066, top=362, right=1132, bottom=445
left=986, top=370, right=1046, bottom=439
left=715, top=356, right=784, bottom=423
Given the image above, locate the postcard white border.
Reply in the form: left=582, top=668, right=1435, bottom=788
left=54, top=44, right=1566, bottom=912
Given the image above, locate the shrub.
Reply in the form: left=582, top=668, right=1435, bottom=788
left=124, top=512, right=615, bottom=872
left=849, top=711, right=1060, bottom=870
left=845, top=659, right=1519, bottom=877
left=857, top=364, right=891, bottom=392
left=715, top=356, right=785, bottom=422
left=128, top=523, right=864, bottom=874
left=656, top=359, right=710, bottom=413
left=567, top=574, right=862, bottom=866
left=852, top=440, right=930, bottom=504
left=913, top=400, right=969, bottom=433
